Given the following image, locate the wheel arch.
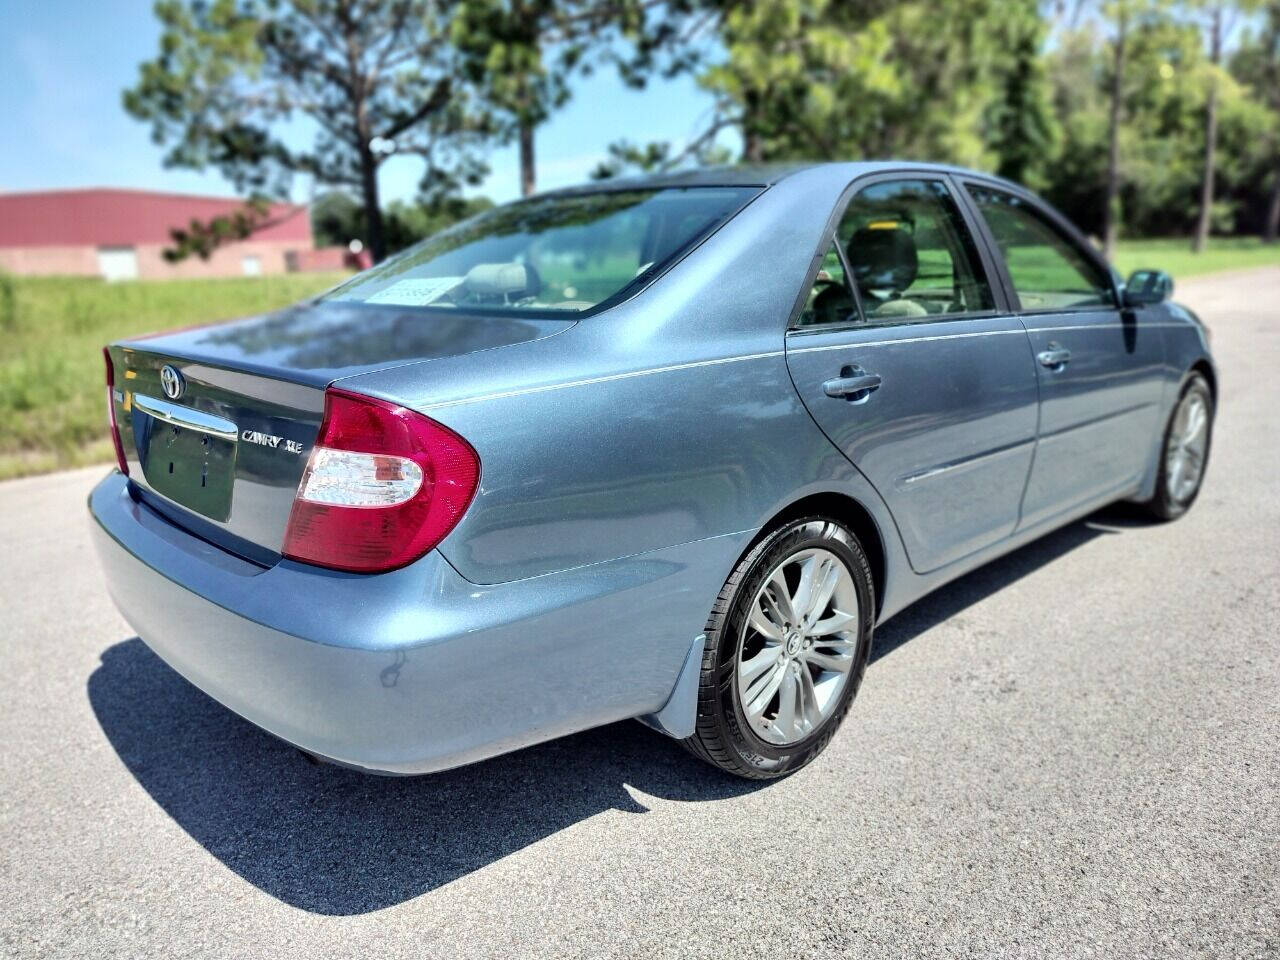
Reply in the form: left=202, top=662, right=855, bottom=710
left=1190, top=358, right=1217, bottom=403
left=743, top=492, right=888, bottom=619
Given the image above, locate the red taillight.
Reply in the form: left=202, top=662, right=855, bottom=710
left=103, top=348, right=129, bottom=476
left=282, top=388, right=480, bottom=573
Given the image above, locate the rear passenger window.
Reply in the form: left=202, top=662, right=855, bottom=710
left=966, top=185, right=1116, bottom=310
left=800, top=179, right=995, bottom=327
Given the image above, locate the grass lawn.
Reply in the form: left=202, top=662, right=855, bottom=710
left=0, top=272, right=346, bottom=480
left=1110, top=236, right=1280, bottom=281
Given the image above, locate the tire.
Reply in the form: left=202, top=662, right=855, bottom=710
left=1142, top=372, right=1214, bottom=521
left=683, top=517, right=875, bottom=780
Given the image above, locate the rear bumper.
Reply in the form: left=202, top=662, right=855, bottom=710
left=89, top=472, right=735, bottom=774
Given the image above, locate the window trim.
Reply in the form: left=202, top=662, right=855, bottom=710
left=786, top=170, right=1009, bottom=335
left=827, top=235, right=868, bottom=325
left=956, top=176, right=1122, bottom=316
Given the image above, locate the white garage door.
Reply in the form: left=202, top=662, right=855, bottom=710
left=241, top=255, right=262, bottom=277
left=97, top=247, right=138, bottom=282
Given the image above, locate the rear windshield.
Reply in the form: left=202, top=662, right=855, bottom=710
left=323, top=187, right=758, bottom=314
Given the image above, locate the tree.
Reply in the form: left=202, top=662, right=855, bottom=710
left=985, top=2, right=1061, bottom=189
left=383, top=195, right=495, bottom=253
left=1263, top=5, right=1280, bottom=240
left=312, top=189, right=495, bottom=254
left=588, top=140, right=674, bottom=179
left=688, top=0, right=915, bottom=164
left=1231, top=2, right=1280, bottom=240
left=165, top=197, right=287, bottom=261
left=311, top=191, right=365, bottom=249
left=1191, top=4, right=1224, bottom=250
left=609, top=0, right=1053, bottom=180
left=1043, top=25, right=1111, bottom=237
left=1189, top=2, right=1266, bottom=251
left=1102, top=1, right=1139, bottom=259
left=1124, top=14, right=1217, bottom=232
left=125, top=0, right=488, bottom=262
left=1188, top=3, right=1241, bottom=250
left=450, top=0, right=659, bottom=197
left=1046, top=8, right=1222, bottom=241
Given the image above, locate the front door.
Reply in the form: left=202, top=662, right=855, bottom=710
left=785, top=177, right=1040, bottom=575
left=962, top=184, right=1166, bottom=528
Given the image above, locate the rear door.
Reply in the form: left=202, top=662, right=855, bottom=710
left=785, top=175, right=1039, bottom=575
left=960, top=182, right=1166, bottom=528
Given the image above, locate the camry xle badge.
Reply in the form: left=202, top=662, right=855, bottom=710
left=241, top=429, right=304, bottom=454
left=159, top=364, right=184, bottom=400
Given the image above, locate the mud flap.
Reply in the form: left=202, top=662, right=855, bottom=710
left=635, top=634, right=705, bottom=739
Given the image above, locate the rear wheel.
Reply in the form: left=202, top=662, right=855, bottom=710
left=684, top=517, right=874, bottom=779
left=1142, top=372, right=1214, bottom=520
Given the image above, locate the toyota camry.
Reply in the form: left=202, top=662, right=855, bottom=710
left=91, top=163, right=1216, bottom=779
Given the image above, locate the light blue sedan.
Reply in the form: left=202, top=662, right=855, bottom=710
left=91, top=163, right=1216, bottom=779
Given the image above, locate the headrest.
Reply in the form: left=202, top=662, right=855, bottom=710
left=847, top=225, right=917, bottom=296
left=464, top=262, right=541, bottom=299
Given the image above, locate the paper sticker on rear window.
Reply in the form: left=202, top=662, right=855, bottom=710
left=364, top=277, right=464, bottom=306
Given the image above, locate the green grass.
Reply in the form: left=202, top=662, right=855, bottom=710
left=0, top=272, right=347, bottom=480
left=1111, top=236, right=1280, bottom=281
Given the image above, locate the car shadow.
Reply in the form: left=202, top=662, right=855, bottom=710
left=870, top=503, right=1140, bottom=662
left=87, top=503, right=1145, bottom=915
left=87, top=639, right=762, bottom=915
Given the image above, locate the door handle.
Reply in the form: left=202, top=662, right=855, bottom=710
left=823, top=372, right=883, bottom=400
left=1037, top=344, right=1071, bottom=370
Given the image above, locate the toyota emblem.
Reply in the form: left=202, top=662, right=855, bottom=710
left=159, top=364, right=185, bottom=400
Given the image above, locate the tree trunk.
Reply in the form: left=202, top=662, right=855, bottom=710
left=520, top=120, right=536, bottom=198
left=342, top=16, right=384, bottom=263
left=741, top=89, right=765, bottom=163
left=1192, top=84, right=1220, bottom=252
left=1266, top=168, right=1280, bottom=243
left=1103, top=9, right=1127, bottom=261
left=1265, top=3, right=1280, bottom=242
left=358, top=144, right=386, bottom=263
left=1193, top=7, right=1223, bottom=254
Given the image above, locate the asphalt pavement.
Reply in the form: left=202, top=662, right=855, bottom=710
left=1, top=268, right=1277, bottom=959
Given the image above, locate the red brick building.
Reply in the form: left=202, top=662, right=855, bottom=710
left=0, top=188, right=335, bottom=280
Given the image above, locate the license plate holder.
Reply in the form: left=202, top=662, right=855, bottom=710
left=135, top=398, right=238, bottom=522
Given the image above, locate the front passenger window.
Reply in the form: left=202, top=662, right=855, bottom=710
left=966, top=185, right=1115, bottom=310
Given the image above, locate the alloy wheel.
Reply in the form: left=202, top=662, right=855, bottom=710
left=735, top=547, right=859, bottom=746
left=1165, top=389, right=1209, bottom=504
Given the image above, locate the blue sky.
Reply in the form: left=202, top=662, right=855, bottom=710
left=0, top=0, right=726, bottom=205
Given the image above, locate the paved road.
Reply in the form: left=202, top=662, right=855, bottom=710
left=2, top=270, right=1278, bottom=959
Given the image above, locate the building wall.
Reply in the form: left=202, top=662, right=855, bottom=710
left=135, top=241, right=298, bottom=279
left=0, top=240, right=305, bottom=280
left=0, top=245, right=98, bottom=276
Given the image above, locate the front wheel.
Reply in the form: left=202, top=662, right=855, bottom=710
left=1142, top=372, right=1214, bottom=521
left=683, top=517, right=874, bottom=780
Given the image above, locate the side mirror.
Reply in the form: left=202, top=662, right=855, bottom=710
left=1123, top=269, right=1173, bottom=307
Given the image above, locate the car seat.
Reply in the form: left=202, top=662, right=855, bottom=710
left=847, top=224, right=928, bottom=319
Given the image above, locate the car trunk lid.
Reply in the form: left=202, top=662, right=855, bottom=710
left=108, top=301, right=573, bottom=562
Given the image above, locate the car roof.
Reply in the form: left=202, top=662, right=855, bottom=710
left=541, top=161, right=1017, bottom=196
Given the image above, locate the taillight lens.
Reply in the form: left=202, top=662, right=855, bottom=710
left=282, top=388, right=480, bottom=573
left=103, top=348, right=129, bottom=476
